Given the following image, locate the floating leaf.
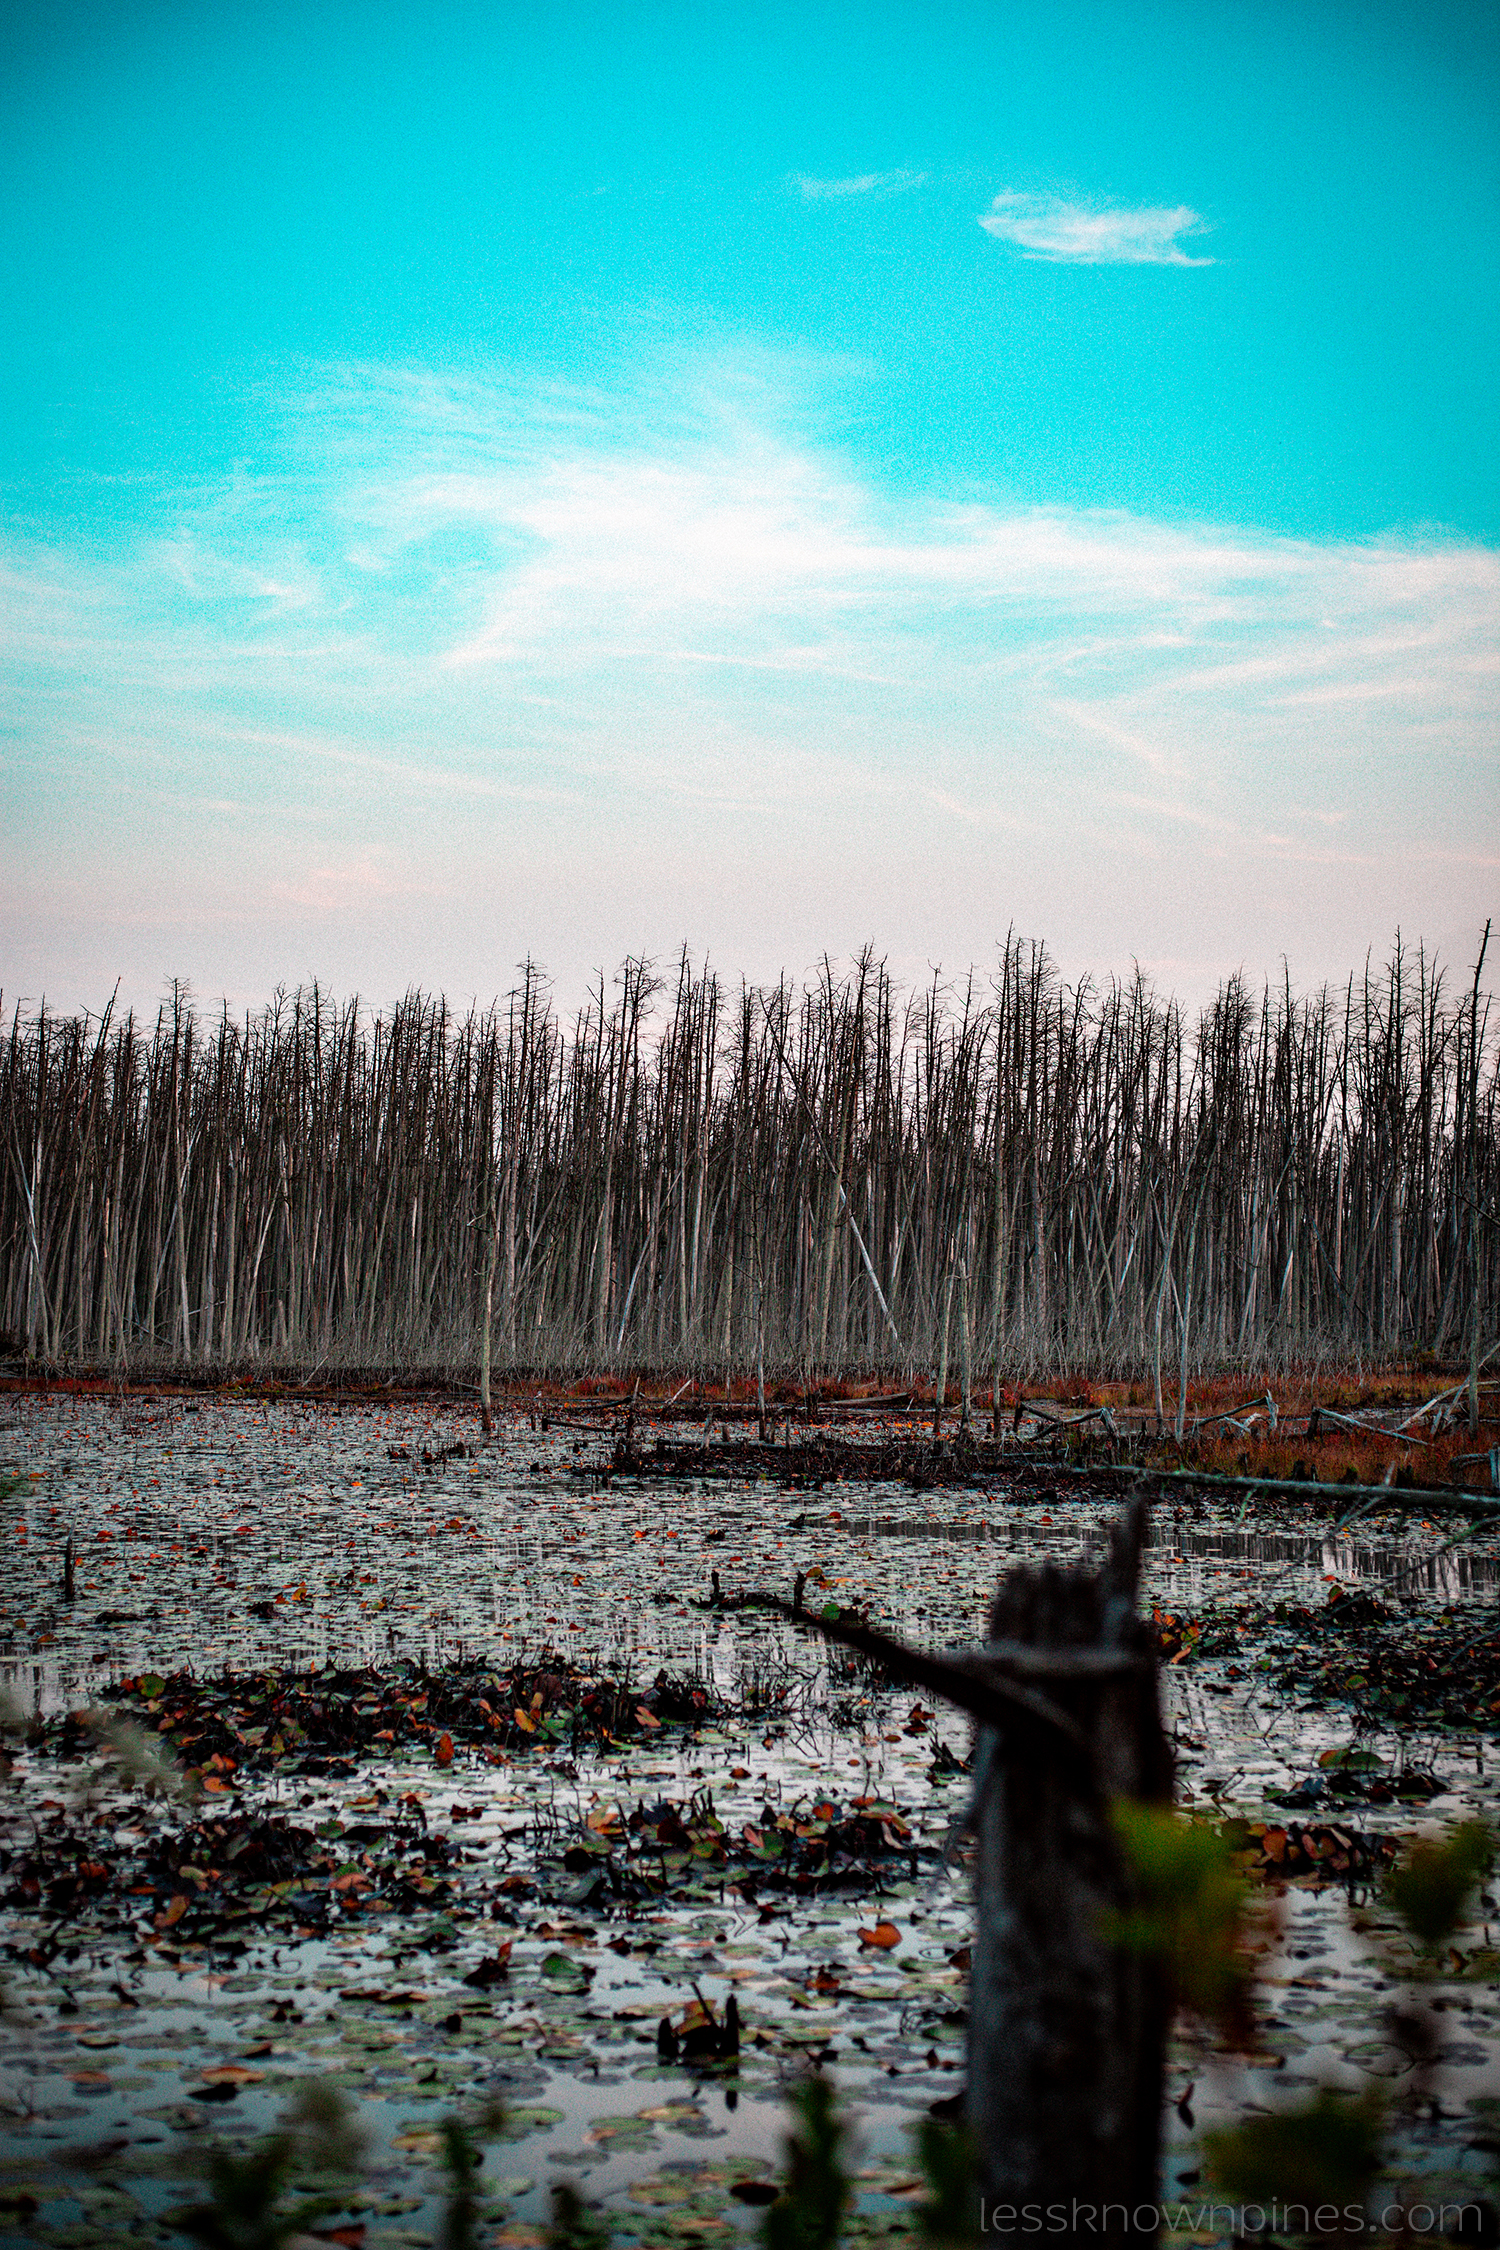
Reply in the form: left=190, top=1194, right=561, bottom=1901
left=462, top=1944, right=513, bottom=1988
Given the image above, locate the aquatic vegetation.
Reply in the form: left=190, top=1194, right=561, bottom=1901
left=1156, top=1582, right=1500, bottom=1733
left=168, top=2082, right=365, bottom=2249
left=763, top=2076, right=852, bottom=2250
left=1217, top=1815, right=1400, bottom=1887
left=76, top=1655, right=731, bottom=1781
left=436, top=2099, right=509, bottom=2250
left=5, top=1390, right=1500, bottom=2247
left=547, top=2179, right=614, bottom=2250
left=1386, top=1820, right=1495, bottom=1954
left=1205, top=2088, right=1385, bottom=2207
left=913, top=2117, right=976, bottom=2250
left=1109, top=1804, right=1255, bottom=2040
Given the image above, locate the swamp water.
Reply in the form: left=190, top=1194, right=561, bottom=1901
left=2, top=1393, right=1500, bottom=2246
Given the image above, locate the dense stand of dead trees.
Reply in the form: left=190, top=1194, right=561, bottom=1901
left=2, top=934, right=1495, bottom=1381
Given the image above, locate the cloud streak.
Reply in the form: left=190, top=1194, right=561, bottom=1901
left=980, top=190, right=1214, bottom=264
left=1, top=355, right=1493, bottom=1016
left=794, top=168, right=925, bottom=200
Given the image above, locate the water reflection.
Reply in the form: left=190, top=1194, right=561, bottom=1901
left=6, top=1398, right=1500, bottom=1725
left=1155, top=1522, right=1500, bottom=1601
left=844, top=1510, right=1500, bottom=1597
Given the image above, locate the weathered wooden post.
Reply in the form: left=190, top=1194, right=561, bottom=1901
left=768, top=1497, right=1171, bottom=2235
left=967, top=1500, right=1171, bottom=2232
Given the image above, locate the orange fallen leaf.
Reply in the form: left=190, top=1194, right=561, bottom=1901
left=513, top=1708, right=536, bottom=1732
left=635, top=1706, right=662, bottom=1729
left=160, top=1894, right=188, bottom=1927
left=202, top=2064, right=266, bottom=2086
left=435, top=1732, right=454, bottom=1767
left=858, top=1921, right=902, bottom=1949
left=462, top=1940, right=513, bottom=1989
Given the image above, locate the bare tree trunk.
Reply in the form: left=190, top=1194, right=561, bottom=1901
left=968, top=1502, right=1172, bottom=2231
left=755, top=1258, right=767, bottom=1441
left=480, top=1221, right=496, bottom=1436
left=1467, top=922, right=1491, bottom=1433
left=958, top=1255, right=972, bottom=1430
left=934, top=1261, right=953, bottom=1438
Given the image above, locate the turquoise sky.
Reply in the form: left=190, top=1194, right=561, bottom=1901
left=3, top=0, right=1496, bottom=1014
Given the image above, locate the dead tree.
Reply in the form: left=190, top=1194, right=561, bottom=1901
left=762, top=1498, right=1171, bottom=2230
left=967, top=1501, right=1171, bottom=2223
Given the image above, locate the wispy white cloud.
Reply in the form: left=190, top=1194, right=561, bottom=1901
left=2, top=354, right=1495, bottom=1016
left=794, top=168, right=925, bottom=200
left=980, top=190, right=1214, bottom=265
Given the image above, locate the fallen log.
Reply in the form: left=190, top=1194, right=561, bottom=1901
left=598, top=1427, right=1500, bottom=1514
left=1065, top=1461, right=1500, bottom=1517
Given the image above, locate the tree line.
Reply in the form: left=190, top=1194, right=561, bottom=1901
left=2, top=933, right=1494, bottom=1379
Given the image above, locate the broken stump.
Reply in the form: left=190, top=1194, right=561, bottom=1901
left=967, top=1499, right=1172, bottom=2229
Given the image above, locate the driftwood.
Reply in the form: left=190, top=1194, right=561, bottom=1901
left=602, top=1430, right=1004, bottom=1488
left=774, top=1500, right=1172, bottom=2226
